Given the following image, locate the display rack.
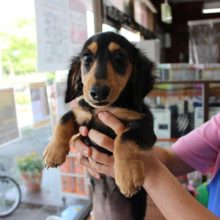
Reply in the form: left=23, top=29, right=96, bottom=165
left=148, top=80, right=220, bottom=144
left=59, top=149, right=91, bottom=200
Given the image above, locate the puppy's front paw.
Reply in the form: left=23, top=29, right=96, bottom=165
left=43, top=141, right=69, bottom=168
left=114, top=156, right=144, bottom=197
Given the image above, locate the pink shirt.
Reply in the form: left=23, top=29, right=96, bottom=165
left=172, top=113, right=220, bottom=176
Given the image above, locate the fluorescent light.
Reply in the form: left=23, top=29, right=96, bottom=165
left=203, top=8, right=220, bottom=14
left=203, top=2, right=220, bottom=14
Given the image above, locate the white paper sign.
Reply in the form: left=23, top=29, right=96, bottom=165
left=30, top=83, right=50, bottom=127
left=35, top=0, right=88, bottom=72
left=0, top=88, right=20, bottom=146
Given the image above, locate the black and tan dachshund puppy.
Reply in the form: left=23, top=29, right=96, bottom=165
left=44, top=32, right=156, bottom=220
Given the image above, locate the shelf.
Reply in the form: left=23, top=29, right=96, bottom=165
left=149, top=80, right=220, bottom=97
left=59, top=154, right=90, bottom=199
left=149, top=88, right=201, bottom=97
left=155, top=80, right=220, bottom=84
left=60, top=172, right=86, bottom=178
left=62, top=192, right=90, bottom=200
left=157, top=138, right=178, bottom=143
left=149, top=80, right=220, bottom=122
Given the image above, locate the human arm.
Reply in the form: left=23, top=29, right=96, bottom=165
left=73, top=112, right=219, bottom=220
left=142, top=154, right=219, bottom=220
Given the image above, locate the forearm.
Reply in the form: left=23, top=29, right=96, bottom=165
left=151, top=146, right=195, bottom=176
left=143, top=158, right=219, bottom=220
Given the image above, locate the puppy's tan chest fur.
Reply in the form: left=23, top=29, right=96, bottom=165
left=72, top=102, right=144, bottom=127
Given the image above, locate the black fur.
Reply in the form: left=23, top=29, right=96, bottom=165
left=65, top=32, right=156, bottom=220
left=60, top=111, right=74, bottom=124
left=65, top=56, right=82, bottom=102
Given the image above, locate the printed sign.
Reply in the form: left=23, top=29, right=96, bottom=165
left=30, top=82, right=50, bottom=127
left=0, top=88, right=20, bottom=146
left=35, top=0, right=88, bottom=71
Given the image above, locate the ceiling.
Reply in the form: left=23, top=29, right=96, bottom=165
left=170, top=0, right=213, bottom=3
left=152, top=0, right=220, bottom=62
left=155, top=0, right=220, bottom=26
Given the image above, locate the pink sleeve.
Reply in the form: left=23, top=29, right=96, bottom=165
left=171, top=113, right=220, bottom=174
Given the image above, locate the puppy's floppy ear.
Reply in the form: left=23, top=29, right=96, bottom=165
left=132, top=49, right=155, bottom=100
left=65, top=56, right=83, bottom=103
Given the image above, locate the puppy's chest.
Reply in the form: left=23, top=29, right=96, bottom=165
left=72, top=103, right=116, bottom=139
left=82, top=110, right=116, bottom=140
left=79, top=111, right=115, bottom=155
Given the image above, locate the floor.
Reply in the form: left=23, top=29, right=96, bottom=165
left=3, top=204, right=60, bottom=220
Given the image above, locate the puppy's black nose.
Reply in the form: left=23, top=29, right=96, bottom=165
left=90, top=85, right=110, bottom=101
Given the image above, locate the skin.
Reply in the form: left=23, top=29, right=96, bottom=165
left=71, top=111, right=220, bottom=220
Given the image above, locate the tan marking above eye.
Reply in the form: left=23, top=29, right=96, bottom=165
left=87, top=42, right=98, bottom=54
left=108, top=42, right=120, bottom=52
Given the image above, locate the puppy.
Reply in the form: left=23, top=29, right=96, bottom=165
left=44, top=32, right=156, bottom=220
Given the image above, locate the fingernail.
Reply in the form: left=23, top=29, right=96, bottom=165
left=88, top=147, right=92, bottom=157
left=95, top=174, right=100, bottom=179
left=83, top=149, right=88, bottom=156
left=98, top=111, right=105, bottom=116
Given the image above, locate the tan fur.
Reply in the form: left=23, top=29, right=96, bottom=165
left=114, top=134, right=145, bottom=197
left=82, top=59, right=133, bottom=107
left=94, top=107, right=144, bottom=121
left=108, top=42, right=120, bottom=52
left=87, top=42, right=98, bottom=54
left=105, top=61, right=132, bottom=104
left=81, top=41, right=133, bottom=108
left=43, top=119, right=76, bottom=167
left=81, top=61, right=97, bottom=103
left=72, top=105, right=92, bottom=125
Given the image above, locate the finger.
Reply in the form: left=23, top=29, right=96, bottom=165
left=79, top=126, right=89, bottom=136
left=88, top=129, right=114, bottom=152
left=90, top=148, right=114, bottom=166
left=87, top=168, right=101, bottom=179
left=89, top=158, right=115, bottom=178
left=98, top=112, right=125, bottom=135
left=74, top=138, right=92, bottom=157
left=79, top=155, right=100, bottom=179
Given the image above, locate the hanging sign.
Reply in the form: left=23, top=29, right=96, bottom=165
left=35, top=0, right=88, bottom=71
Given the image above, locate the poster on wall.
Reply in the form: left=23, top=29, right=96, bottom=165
left=35, top=0, right=88, bottom=72
left=0, top=88, right=20, bottom=146
left=30, top=82, right=50, bottom=128
left=188, top=18, right=220, bottom=64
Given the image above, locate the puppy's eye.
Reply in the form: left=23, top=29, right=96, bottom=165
left=83, top=53, right=93, bottom=65
left=114, top=52, right=126, bottom=63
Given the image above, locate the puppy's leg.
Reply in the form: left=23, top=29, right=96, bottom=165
left=114, top=123, right=156, bottom=197
left=44, top=111, right=78, bottom=168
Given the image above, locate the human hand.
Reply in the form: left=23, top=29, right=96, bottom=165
left=71, top=112, right=126, bottom=178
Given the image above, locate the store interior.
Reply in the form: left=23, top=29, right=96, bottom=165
left=1, top=0, right=220, bottom=219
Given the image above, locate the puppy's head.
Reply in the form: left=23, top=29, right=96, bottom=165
left=65, top=32, right=154, bottom=108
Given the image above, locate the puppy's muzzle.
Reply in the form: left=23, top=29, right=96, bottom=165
left=90, top=84, right=110, bottom=102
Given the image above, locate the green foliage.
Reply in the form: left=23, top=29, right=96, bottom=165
left=0, top=19, right=37, bottom=75
left=15, top=92, right=30, bottom=105
left=16, top=153, right=44, bottom=175
left=46, top=72, right=56, bottom=85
